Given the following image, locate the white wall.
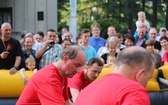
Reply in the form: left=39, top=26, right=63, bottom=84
left=0, top=0, right=58, bottom=35
left=13, top=0, right=26, bottom=32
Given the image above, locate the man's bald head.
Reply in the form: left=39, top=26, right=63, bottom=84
left=1, top=22, right=12, bottom=40
left=1, top=22, right=11, bottom=29
left=115, top=46, right=154, bottom=71
left=121, top=46, right=147, bottom=55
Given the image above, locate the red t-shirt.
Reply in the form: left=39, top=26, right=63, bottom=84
left=74, top=74, right=150, bottom=105
left=162, top=51, right=168, bottom=64
left=68, top=69, right=92, bottom=91
left=16, top=64, right=69, bottom=105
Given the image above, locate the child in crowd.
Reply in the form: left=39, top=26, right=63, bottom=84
left=20, top=57, right=38, bottom=85
left=134, top=11, right=150, bottom=45
left=136, top=11, right=150, bottom=31
left=103, top=54, right=116, bottom=68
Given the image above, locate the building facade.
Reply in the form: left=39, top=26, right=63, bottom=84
left=0, top=0, right=57, bottom=39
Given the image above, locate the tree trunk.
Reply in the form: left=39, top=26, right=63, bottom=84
left=142, top=0, right=145, bottom=11
left=152, top=0, right=157, bottom=27
left=119, top=0, right=122, bottom=23
left=166, top=0, right=168, bottom=29
left=128, top=2, right=134, bottom=30
left=106, top=0, right=109, bottom=18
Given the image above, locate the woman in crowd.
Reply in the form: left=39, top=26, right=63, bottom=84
left=145, top=39, right=162, bottom=68
left=61, top=38, right=71, bottom=49
left=97, top=36, right=119, bottom=57
left=100, top=36, right=119, bottom=64
left=160, top=36, right=168, bottom=58
left=160, top=36, right=168, bottom=65
left=122, top=33, right=134, bottom=50
left=20, top=33, right=39, bottom=69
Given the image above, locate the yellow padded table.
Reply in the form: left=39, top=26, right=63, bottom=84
left=0, top=70, right=34, bottom=98
left=158, top=65, right=168, bottom=80
left=146, top=69, right=160, bottom=91
left=95, top=66, right=114, bottom=81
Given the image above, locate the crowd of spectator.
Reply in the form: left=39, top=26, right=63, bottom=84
left=0, top=10, right=167, bottom=105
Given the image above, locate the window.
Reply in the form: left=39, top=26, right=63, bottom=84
left=0, top=8, right=12, bottom=26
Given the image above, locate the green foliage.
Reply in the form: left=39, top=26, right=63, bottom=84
left=58, top=0, right=168, bottom=35
left=57, top=0, right=70, bottom=32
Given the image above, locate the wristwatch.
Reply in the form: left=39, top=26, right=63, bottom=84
left=13, top=66, right=18, bottom=70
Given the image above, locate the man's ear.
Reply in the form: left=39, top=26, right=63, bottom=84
left=63, top=56, right=69, bottom=64
left=135, top=69, right=145, bottom=81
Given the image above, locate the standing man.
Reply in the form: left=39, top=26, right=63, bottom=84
left=156, top=27, right=167, bottom=42
left=35, top=29, right=63, bottom=69
left=0, top=22, right=22, bottom=74
left=88, top=22, right=106, bottom=52
left=74, top=46, right=155, bottom=105
left=68, top=58, right=103, bottom=102
left=106, top=26, right=117, bottom=39
left=16, top=45, right=86, bottom=105
left=62, top=32, right=75, bottom=45
left=61, top=27, right=68, bottom=40
left=141, top=28, right=161, bottom=52
left=135, top=28, right=146, bottom=46
left=80, top=28, right=97, bottom=63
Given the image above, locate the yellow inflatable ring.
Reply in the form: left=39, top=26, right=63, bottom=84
left=0, top=70, right=34, bottom=98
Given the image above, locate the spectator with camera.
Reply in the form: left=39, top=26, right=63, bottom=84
left=35, top=29, right=63, bottom=69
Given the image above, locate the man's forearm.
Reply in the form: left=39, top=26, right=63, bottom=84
left=35, top=46, right=47, bottom=58
left=14, top=56, right=21, bottom=69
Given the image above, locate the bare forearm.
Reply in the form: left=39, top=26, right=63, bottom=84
left=70, top=88, right=80, bottom=102
left=35, top=46, right=47, bottom=58
left=14, top=56, right=21, bottom=68
left=20, top=69, right=26, bottom=79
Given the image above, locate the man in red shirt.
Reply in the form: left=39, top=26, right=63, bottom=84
left=16, top=45, right=86, bottom=105
left=68, top=58, right=103, bottom=102
left=74, top=46, right=155, bottom=105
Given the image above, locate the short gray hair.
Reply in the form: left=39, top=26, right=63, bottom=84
left=61, top=45, right=82, bottom=59
left=106, top=36, right=119, bottom=48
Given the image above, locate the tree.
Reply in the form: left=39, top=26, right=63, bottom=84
left=166, top=0, right=168, bottom=29
left=152, top=0, right=157, bottom=27
left=58, top=0, right=167, bottom=34
left=57, top=0, right=69, bottom=32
